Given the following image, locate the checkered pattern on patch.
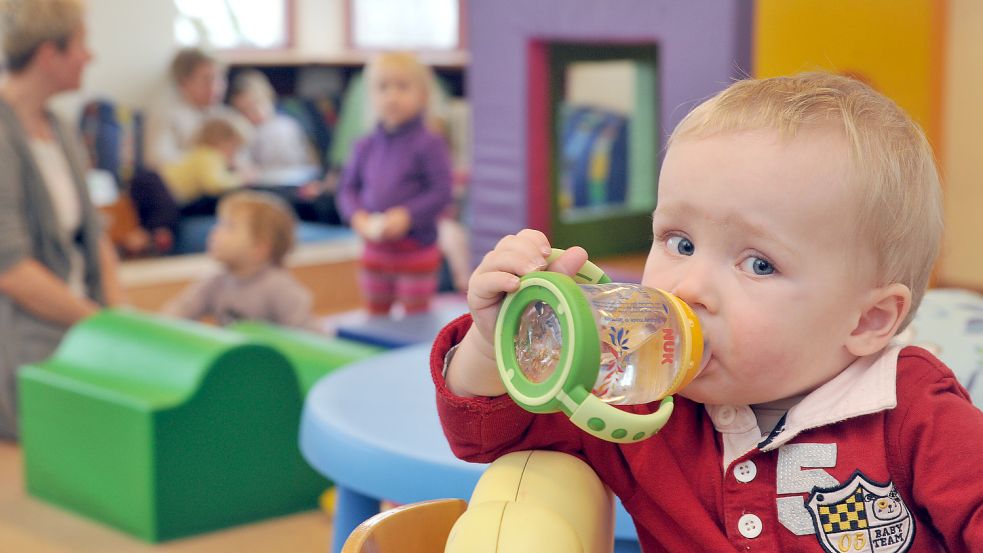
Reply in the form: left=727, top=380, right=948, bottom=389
left=818, top=486, right=869, bottom=533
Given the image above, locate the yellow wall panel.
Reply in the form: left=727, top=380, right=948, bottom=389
left=755, top=0, right=942, bottom=149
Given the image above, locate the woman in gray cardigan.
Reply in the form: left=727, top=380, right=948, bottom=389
left=0, top=0, right=122, bottom=440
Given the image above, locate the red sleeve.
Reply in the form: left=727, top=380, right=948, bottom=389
left=889, top=346, right=983, bottom=552
left=430, top=314, right=587, bottom=463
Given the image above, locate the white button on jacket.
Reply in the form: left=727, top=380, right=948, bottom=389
left=738, top=513, right=762, bottom=539
left=734, top=460, right=757, bottom=483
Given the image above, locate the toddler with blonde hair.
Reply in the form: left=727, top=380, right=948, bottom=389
left=337, top=51, right=453, bottom=315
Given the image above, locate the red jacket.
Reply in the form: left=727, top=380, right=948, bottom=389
left=432, top=315, right=983, bottom=552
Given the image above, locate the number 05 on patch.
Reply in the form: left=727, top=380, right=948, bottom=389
left=806, top=471, right=914, bottom=553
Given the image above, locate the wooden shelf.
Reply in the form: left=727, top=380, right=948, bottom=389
left=219, top=49, right=469, bottom=69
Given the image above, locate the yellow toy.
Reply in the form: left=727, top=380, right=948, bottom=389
left=341, top=450, right=615, bottom=552
left=444, top=450, right=614, bottom=553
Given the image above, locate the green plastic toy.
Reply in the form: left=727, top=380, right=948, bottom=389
left=18, top=310, right=379, bottom=542
left=229, top=320, right=382, bottom=393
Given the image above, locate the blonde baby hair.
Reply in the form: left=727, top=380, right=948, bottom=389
left=670, top=72, right=943, bottom=329
left=0, top=0, right=84, bottom=72
left=218, top=191, right=296, bottom=266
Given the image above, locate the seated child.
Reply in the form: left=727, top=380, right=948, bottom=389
left=336, top=52, right=453, bottom=315
left=162, top=115, right=250, bottom=213
left=162, top=191, right=313, bottom=328
left=229, top=69, right=318, bottom=177
left=228, top=70, right=339, bottom=224
left=434, top=73, right=983, bottom=551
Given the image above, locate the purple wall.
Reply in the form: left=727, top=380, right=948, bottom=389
left=466, top=0, right=753, bottom=261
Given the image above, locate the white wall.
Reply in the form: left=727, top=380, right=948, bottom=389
left=295, top=0, right=346, bottom=54
left=50, top=0, right=348, bottom=123
left=51, top=0, right=178, bottom=122
left=84, top=0, right=177, bottom=106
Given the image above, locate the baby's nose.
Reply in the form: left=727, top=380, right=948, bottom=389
left=668, top=269, right=716, bottom=314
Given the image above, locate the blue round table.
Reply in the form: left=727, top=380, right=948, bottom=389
left=299, top=343, right=639, bottom=552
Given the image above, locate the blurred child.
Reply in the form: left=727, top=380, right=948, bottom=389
left=162, top=115, right=250, bottom=212
left=163, top=191, right=313, bottom=328
left=228, top=70, right=339, bottom=224
left=435, top=73, right=983, bottom=551
left=336, top=52, right=453, bottom=315
left=229, top=69, right=317, bottom=174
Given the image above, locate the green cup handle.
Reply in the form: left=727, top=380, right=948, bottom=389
left=569, top=393, right=675, bottom=443
left=546, top=248, right=611, bottom=285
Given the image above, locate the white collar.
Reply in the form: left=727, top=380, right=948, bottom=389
left=704, top=345, right=901, bottom=468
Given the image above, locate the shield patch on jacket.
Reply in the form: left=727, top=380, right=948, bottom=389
left=806, top=471, right=914, bottom=553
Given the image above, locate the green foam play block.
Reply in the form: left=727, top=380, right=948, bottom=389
left=229, top=321, right=382, bottom=394
left=18, top=310, right=378, bottom=542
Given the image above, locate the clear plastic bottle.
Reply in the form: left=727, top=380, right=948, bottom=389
left=513, top=283, right=709, bottom=405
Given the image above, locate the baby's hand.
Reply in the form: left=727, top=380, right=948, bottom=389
left=467, top=229, right=588, bottom=358
left=446, top=230, right=587, bottom=397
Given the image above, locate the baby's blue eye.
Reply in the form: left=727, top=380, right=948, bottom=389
left=666, top=236, right=694, bottom=256
left=742, top=256, right=775, bottom=275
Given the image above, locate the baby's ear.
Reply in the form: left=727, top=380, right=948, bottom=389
left=845, top=283, right=912, bottom=357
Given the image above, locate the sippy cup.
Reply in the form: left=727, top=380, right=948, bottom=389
left=495, top=249, right=709, bottom=443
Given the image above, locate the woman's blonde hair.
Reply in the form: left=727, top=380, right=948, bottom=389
left=194, top=116, right=246, bottom=148
left=169, top=47, right=218, bottom=85
left=0, top=0, right=84, bottom=72
left=670, top=72, right=943, bottom=329
left=218, top=191, right=296, bottom=266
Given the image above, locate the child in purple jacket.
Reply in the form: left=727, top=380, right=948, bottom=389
left=337, top=52, right=453, bottom=315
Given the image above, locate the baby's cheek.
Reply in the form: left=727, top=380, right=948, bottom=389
left=727, top=316, right=794, bottom=373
